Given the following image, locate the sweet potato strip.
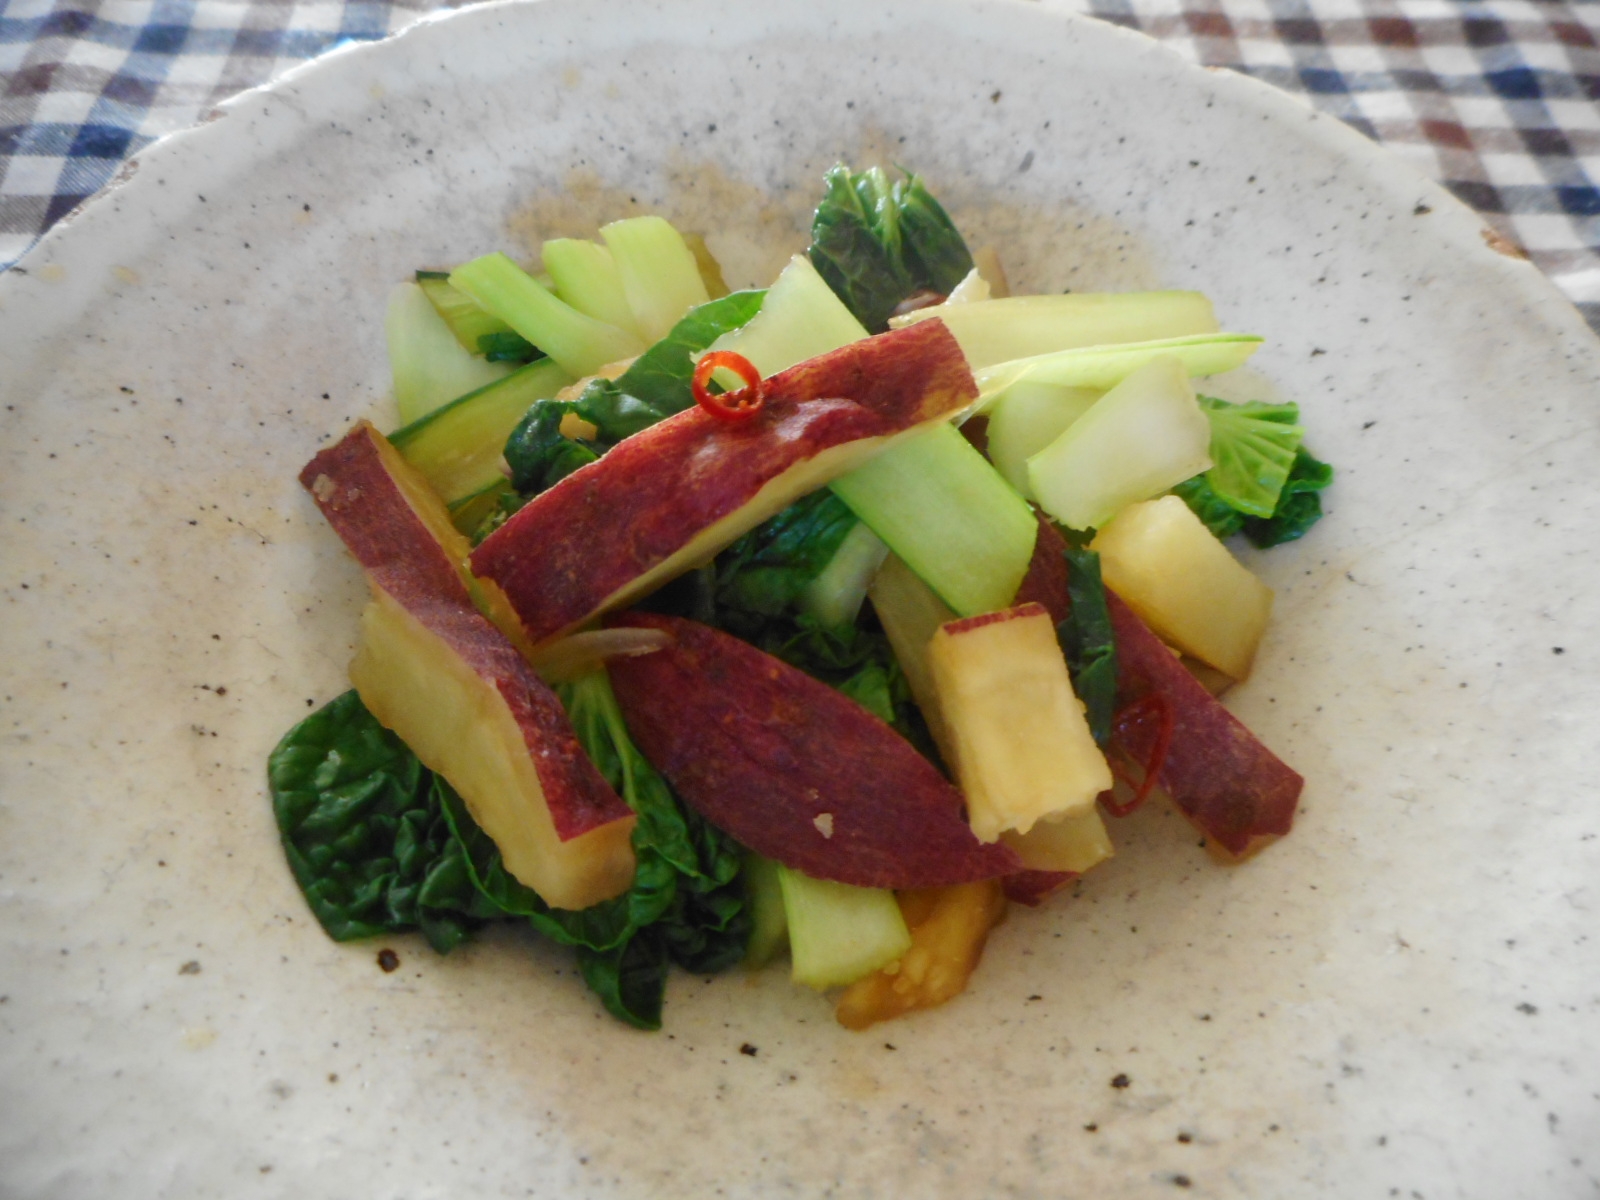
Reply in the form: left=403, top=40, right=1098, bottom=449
left=835, top=880, right=1007, bottom=1030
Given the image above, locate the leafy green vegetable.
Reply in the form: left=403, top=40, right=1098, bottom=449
left=558, top=671, right=748, bottom=1022
left=1241, top=447, right=1333, bottom=547
left=267, top=691, right=499, bottom=953
left=895, top=174, right=978, bottom=299
left=653, top=814, right=749, bottom=974
left=578, top=930, right=670, bottom=1029
left=704, top=500, right=890, bottom=690
left=434, top=671, right=746, bottom=1028
left=458, top=482, right=521, bottom=547
left=637, top=562, right=720, bottom=626
left=270, top=683, right=745, bottom=1029
left=808, top=167, right=911, bottom=335
left=478, top=329, right=540, bottom=362
left=807, top=164, right=974, bottom=332
left=592, top=288, right=767, bottom=418
left=502, top=289, right=765, bottom=498
left=1170, top=473, right=1246, bottom=540
left=1197, top=396, right=1303, bottom=518
left=501, top=399, right=602, bottom=496
left=713, top=490, right=861, bottom=619
left=1172, top=397, right=1333, bottom=547
left=835, top=661, right=898, bottom=725
left=1055, top=546, right=1119, bottom=746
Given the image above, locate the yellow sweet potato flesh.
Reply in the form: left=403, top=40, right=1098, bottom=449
left=928, top=606, right=1113, bottom=842
left=835, top=880, right=1007, bottom=1030
left=366, top=426, right=539, bottom=662
left=1001, top=807, right=1114, bottom=874
left=1092, top=494, right=1273, bottom=680
left=351, top=591, right=636, bottom=911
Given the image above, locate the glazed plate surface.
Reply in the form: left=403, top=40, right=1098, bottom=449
left=2, top=1, right=1597, bottom=1195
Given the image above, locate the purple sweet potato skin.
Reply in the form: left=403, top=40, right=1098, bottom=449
left=1012, top=513, right=1070, bottom=624
left=1107, top=593, right=1303, bottom=854
left=1008, top=514, right=1301, bottom=857
left=606, top=613, right=1022, bottom=889
left=299, top=422, right=632, bottom=840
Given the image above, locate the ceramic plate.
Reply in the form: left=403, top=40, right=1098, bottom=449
left=3, top=0, right=1597, bottom=1194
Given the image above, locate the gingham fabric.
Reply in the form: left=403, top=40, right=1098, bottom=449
left=0, top=0, right=462, bottom=268
left=1064, top=0, right=1600, bottom=331
left=3, top=0, right=1599, bottom=330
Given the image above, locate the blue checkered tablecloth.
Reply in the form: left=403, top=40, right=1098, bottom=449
left=0, top=0, right=458, bottom=266
left=3, top=0, right=1599, bottom=330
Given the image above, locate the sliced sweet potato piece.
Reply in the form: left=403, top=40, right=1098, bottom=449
left=604, top=612, right=1021, bottom=889
left=1107, top=591, right=1302, bottom=857
left=471, top=320, right=977, bottom=646
left=300, top=423, right=636, bottom=910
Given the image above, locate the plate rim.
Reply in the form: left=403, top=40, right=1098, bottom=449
left=2, top=0, right=1594, bottom=359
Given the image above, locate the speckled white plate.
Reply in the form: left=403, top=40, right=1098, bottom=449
left=3, top=0, right=1598, bottom=1195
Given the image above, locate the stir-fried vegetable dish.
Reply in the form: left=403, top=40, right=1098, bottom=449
left=270, top=165, right=1331, bottom=1029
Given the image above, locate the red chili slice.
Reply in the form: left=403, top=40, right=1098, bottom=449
left=692, top=350, right=765, bottom=422
left=1099, top=693, right=1175, bottom=819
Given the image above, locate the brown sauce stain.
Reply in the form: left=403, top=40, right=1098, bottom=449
left=504, top=131, right=1160, bottom=296
left=1482, top=226, right=1527, bottom=260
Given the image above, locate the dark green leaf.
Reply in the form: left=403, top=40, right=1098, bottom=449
left=465, top=489, right=521, bottom=547
left=569, top=289, right=768, bottom=444
left=1170, top=473, right=1246, bottom=539
left=477, top=330, right=540, bottom=363
left=569, top=382, right=676, bottom=442
left=1241, top=447, right=1333, bottom=547
left=269, top=679, right=747, bottom=1029
left=836, top=661, right=898, bottom=725
left=602, top=289, right=766, bottom=416
left=266, top=691, right=493, bottom=953
left=1057, top=546, right=1119, bottom=747
left=807, top=164, right=974, bottom=332
left=719, top=608, right=879, bottom=679
left=501, top=399, right=601, bottom=495
left=430, top=670, right=749, bottom=1024
left=637, top=563, right=719, bottom=625
left=808, top=165, right=913, bottom=334
left=661, top=871, right=749, bottom=974
left=578, top=928, right=669, bottom=1030
left=893, top=173, right=975, bottom=297
left=714, top=491, right=860, bottom=618
left=433, top=777, right=637, bottom=950
left=562, top=674, right=749, bottom=974
left=1172, top=399, right=1333, bottom=548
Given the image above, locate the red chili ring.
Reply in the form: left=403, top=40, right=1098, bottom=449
left=1099, top=693, right=1175, bottom=818
left=692, top=351, right=765, bottom=422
